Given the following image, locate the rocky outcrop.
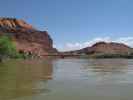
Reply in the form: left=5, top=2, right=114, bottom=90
left=0, top=18, right=34, bottom=30
left=0, top=17, right=57, bottom=57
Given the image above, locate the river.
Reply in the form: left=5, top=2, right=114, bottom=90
left=0, top=58, right=133, bottom=100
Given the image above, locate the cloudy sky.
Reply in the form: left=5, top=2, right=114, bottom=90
left=0, top=0, right=133, bottom=51
left=54, top=37, right=133, bottom=51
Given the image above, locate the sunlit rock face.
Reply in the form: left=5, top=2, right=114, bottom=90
left=0, top=18, right=34, bottom=30
left=0, top=17, right=57, bottom=57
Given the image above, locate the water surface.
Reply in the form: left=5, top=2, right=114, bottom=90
left=0, top=58, right=133, bottom=100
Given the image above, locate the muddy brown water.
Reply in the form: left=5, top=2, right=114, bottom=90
left=0, top=58, right=133, bottom=100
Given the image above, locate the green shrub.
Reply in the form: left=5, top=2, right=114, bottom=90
left=0, top=36, right=19, bottom=58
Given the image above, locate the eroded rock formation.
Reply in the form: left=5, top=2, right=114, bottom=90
left=0, top=17, right=57, bottom=57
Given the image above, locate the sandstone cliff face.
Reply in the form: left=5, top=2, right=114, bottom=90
left=0, top=17, right=56, bottom=57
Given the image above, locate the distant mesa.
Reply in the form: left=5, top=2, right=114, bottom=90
left=62, top=41, right=133, bottom=58
left=86, top=41, right=132, bottom=54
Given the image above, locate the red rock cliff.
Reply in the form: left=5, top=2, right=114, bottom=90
left=0, top=17, right=57, bottom=57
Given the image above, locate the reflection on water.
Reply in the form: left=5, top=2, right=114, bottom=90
left=0, top=58, right=133, bottom=100
left=82, top=59, right=128, bottom=76
left=0, top=59, right=53, bottom=100
left=89, top=59, right=128, bottom=72
left=81, top=59, right=131, bottom=83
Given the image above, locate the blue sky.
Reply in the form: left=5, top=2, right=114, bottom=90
left=0, top=0, right=133, bottom=51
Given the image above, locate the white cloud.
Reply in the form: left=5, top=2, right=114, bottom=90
left=115, top=37, right=133, bottom=46
left=55, top=37, right=133, bottom=51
